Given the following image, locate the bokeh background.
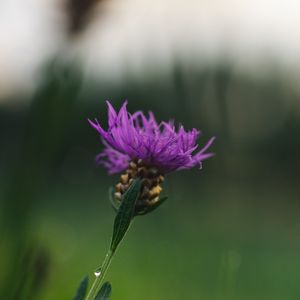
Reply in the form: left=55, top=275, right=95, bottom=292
left=1, top=0, right=300, bottom=299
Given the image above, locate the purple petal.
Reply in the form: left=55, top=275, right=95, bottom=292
left=89, top=101, right=215, bottom=174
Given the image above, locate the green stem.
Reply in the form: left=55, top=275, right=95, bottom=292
left=85, top=249, right=114, bottom=300
left=85, top=179, right=141, bottom=299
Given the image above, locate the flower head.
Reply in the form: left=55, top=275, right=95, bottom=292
left=89, top=101, right=215, bottom=214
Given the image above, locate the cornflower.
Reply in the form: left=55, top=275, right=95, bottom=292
left=89, top=101, right=215, bottom=214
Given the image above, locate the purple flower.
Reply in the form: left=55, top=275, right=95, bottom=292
left=89, top=101, right=215, bottom=214
left=89, top=101, right=215, bottom=175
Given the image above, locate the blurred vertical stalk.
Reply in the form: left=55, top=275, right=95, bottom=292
left=214, top=63, right=232, bottom=174
left=215, top=250, right=241, bottom=300
left=214, top=63, right=232, bottom=139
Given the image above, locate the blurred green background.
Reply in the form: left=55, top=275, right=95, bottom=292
left=1, top=1, right=300, bottom=299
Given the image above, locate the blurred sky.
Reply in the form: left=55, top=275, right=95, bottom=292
left=1, top=0, right=300, bottom=100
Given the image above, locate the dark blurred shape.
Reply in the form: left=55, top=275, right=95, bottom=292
left=11, top=245, right=50, bottom=300
left=65, top=0, right=106, bottom=35
left=72, top=276, right=89, bottom=300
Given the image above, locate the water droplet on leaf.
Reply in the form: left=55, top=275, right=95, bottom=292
left=94, top=267, right=102, bottom=277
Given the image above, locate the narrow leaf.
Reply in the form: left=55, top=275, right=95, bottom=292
left=110, top=179, right=141, bottom=252
left=72, top=276, right=89, bottom=300
left=94, top=282, right=112, bottom=300
left=137, top=197, right=168, bottom=216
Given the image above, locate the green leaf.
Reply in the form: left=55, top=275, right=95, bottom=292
left=94, top=282, right=112, bottom=300
left=110, top=179, right=141, bottom=252
left=72, top=276, right=89, bottom=300
left=137, top=196, right=168, bottom=216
